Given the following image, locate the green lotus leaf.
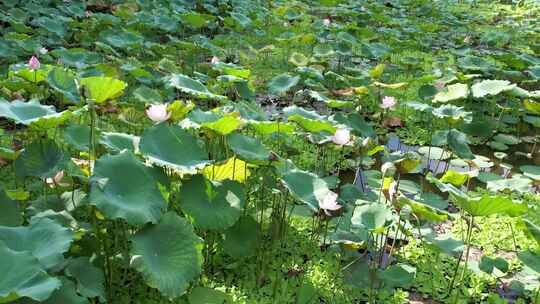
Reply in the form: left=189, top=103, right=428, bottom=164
left=432, top=104, right=472, bottom=123
left=453, top=194, right=527, bottom=217
left=479, top=256, right=509, bottom=276
left=440, top=170, right=469, bottom=186
left=188, top=287, right=232, bottom=304
left=517, top=250, right=540, bottom=274
left=99, top=132, right=139, bottom=154
left=417, top=146, right=451, bottom=160
left=524, top=115, right=540, bottom=127
left=378, top=264, right=416, bottom=289
left=227, top=133, right=271, bottom=163
left=280, top=169, right=332, bottom=211
left=201, top=115, right=242, bottom=135
left=64, top=124, right=91, bottom=151
left=8, top=65, right=53, bottom=83
left=289, top=52, right=309, bottom=67
left=524, top=219, right=540, bottom=246
left=524, top=99, right=540, bottom=115
left=213, top=63, right=251, bottom=79
left=182, top=12, right=214, bottom=28
left=133, top=86, right=163, bottom=104
left=14, top=139, right=70, bottom=179
left=139, top=124, right=211, bottom=174
left=520, top=165, right=540, bottom=181
left=0, top=241, right=61, bottom=302
left=0, top=99, right=66, bottom=126
left=333, top=112, right=375, bottom=138
left=424, top=233, right=464, bottom=256
left=0, top=217, right=74, bottom=269
left=221, top=216, right=260, bottom=258
left=267, top=73, right=300, bottom=95
left=284, top=106, right=336, bottom=133
left=167, top=74, right=226, bottom=101
left=80, top=76, right=127, bottom=104
left=471, top=79, right=515, bottom=98
left=351, top=203, right=392, bottom=232
left=308, top=90, right=353, bottom=108
left=397, top=196, right=448, bottom=222
left=98, top=29, right=144, bottom=48
left=47, top=67, right=81, bottom=103
left=249, top=120, right=296, bottom=135
left=487, top=177, right=532, bottom=194
left=0, top=188, right=22, bottom=227
left=65, top=257, right=106, bottom=301
left=43, top=277, right=88, bottom=304
left=447, top=129, right=474, bottom=160
left=432, top=83, right=469, bottom=103
left=493, top=133, right=520, bottom=145
left=130, top=212, right=203, bottom=298
left=180, top=175, right=245, bottom=230
left=89, top=152, right=166, bottom=225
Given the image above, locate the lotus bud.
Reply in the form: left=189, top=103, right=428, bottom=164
left=381, top=162, right=396, bottom=177
left=146, top=104, right=171, bottom=124
left=28, top=56, right=40, bottom=70
left=331, top=128, right=351, bottom=146
left=361, top=137, right=372, bottom=148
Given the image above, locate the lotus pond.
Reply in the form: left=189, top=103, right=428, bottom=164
left=1, top=0, right=540, bottom=303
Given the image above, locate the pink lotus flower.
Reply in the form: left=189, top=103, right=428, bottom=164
left=211, top=56, right=220, bottom=64
left=435, top=81, right=445, bottom=90
left=28, top=56, right=40, bottom=70
left=85, top=10, right=92, bottom=18
left=380, top=96, right=396, bottom=110
left=331, top=128, right=350, bottom=146
left=320, top=191, right=341, bottom=215
left=323, top=18, right=331, bottom=26
left=146, top=104, right=170, bottom=124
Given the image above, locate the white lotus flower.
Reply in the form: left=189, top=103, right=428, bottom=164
left=320, top=191, right=341, bottom=215
left=39, top=47, right=48, bottom=55
left=146, top=104, right=170, bottom=124
left=331, top=128, right=350, bottom=146
left=211, top=56, right=220, bottom=64
left=323, top=18, right=331, bottom=26
left=45, top=170, right=65, bottom=187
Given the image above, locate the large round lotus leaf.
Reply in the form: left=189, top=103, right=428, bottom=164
left=520, top=165, right=540, bottom=181
left=99, top=132, right=139, bottom=154
left=221, top=216, right=260, bottom=258
left=130, top=212, right=203, bottom=298
left=284, top=106, right=336, bottom=133
left=203, top=157, right=251, bottom=183
left=43, top=277, right=88, bottom=304
left=524, top=219, right=540, bottom=246
left=524, top=100, right=540, bottom=115
left=424, top=234, right=464, bottom=256
left=0, top=188, right=22, bottom=227
left=351, top=203, right=392, bottom=232
left=0, top=217, right=74, bottom=269
left=289, top=52, right=309, bottom=67
left=249, top=121, right=296, bottom=135
left=493, top=133, right=520, bottom=145
left=167, top=74, right=225, bottom=101
left=447, top=129, right=474, bottom=160
left=188, top=287, right=232, bottom=304
left=333, top=112, right=375, bottom=138
left=0, top=241, right=61, bottom=302
left=432, top=83, right=469, bottom=103
left=139, top=124, right=210, bottom=174
left=65, top=257, right=106, bottom=301
left=378, top=264, right=416, bottom=289
left=524, top=115, right=540, bottom=127
left=432, top=104, right=471, bottom=122
left=201, top=115, right=242, bottom=135
left=47, top=67, right=81, bottom=103
left=267, top=73, right=300, bottom=95
left=397, top=196, right=448, bottom=222
left=98, top=29, right=144, bottom=48
left=487, top=177, right=532, bottom=194
left=280, top=169, right=331, bottom=211
left=417, top=146, right=451, bottom=160
left=14, top=139, right=70, bottom=179
left=64, top=124, right=91, bottom=151
left=471, top=80, right=515, bottom=98
left=227, top=133, right=271, bottom=163
left=179, top=175, right=245, bottom=230
left=80, top=76, right=127, bottom=104
left=0, top=99, right=62, bottom=125
left=89, top=152, right=166, bottom=225
left=455, top=194, right=527, bottom=217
